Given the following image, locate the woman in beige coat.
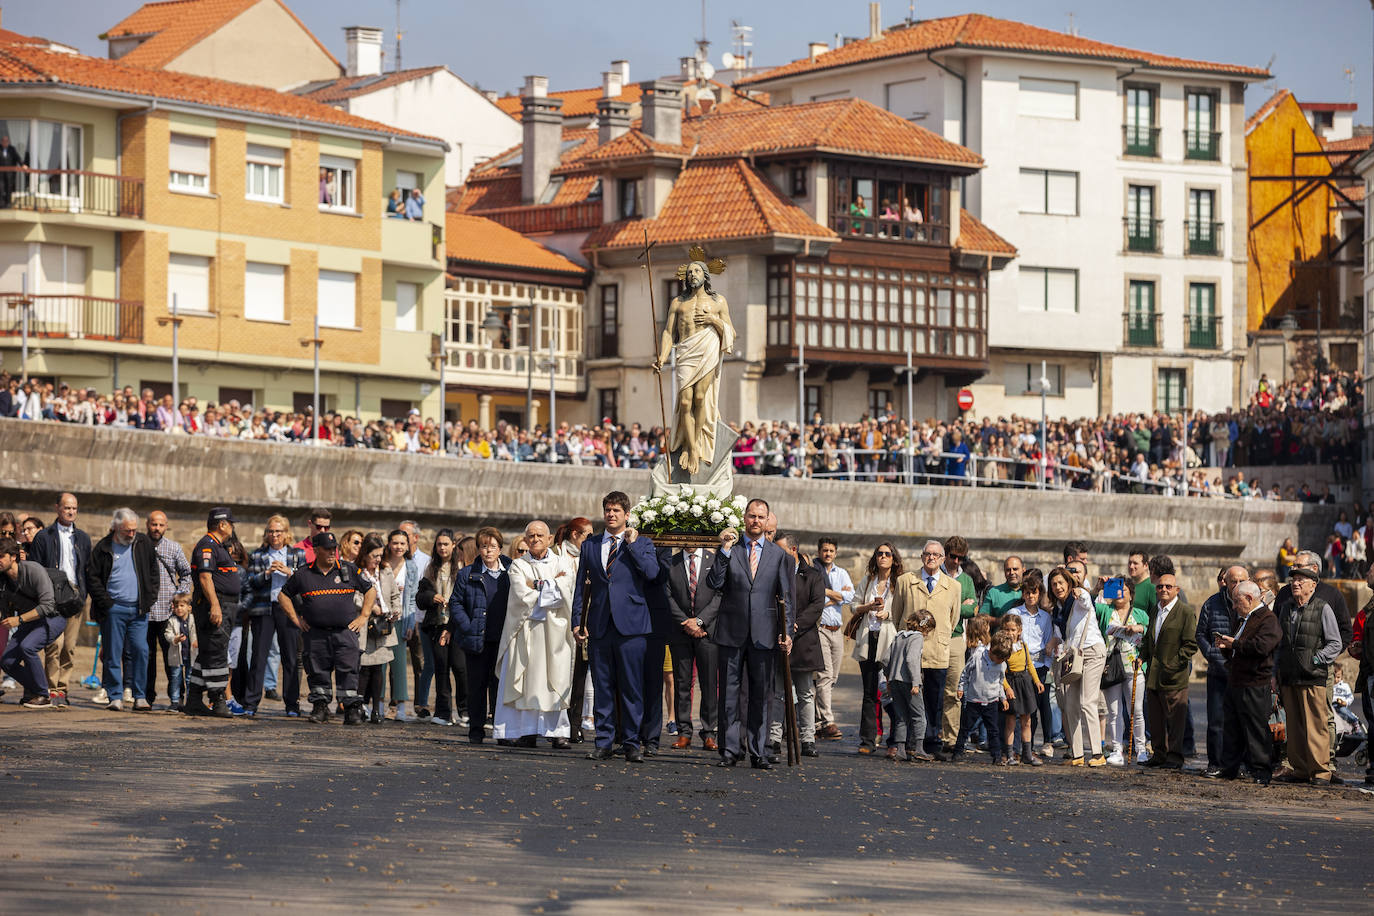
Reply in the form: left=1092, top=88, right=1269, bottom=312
left=357, top=533, right=401, bottom=723
left=850, top=542, right=902, bottom=754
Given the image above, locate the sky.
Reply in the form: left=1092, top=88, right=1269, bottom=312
left=5, top=0, right=1372, bottom=119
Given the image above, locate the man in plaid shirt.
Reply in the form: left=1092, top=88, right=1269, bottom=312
left=145, top=510, right=191, bottom=707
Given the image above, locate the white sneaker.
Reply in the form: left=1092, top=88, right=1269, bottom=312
left=106, top=699, right=123, bottom=712
left=455, top=715, right=470, bottom=728
left=1136, top=750, right=1152, bottom=765
left=0, top=676, right=17, bottom=690
left=394, top=702, right=410, bottom=723
left=1106, top=751, right=1125, bottom=766
left=91, top=688, right=110, bottom=705
left=431, top=718, right=451, bottom=727
left=122, top=688, right=134, bottom=704
left=1039, top=743, right=1054, bottom=759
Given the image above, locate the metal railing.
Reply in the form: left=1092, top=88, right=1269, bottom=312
left=1123, top=217, right=1162, bottom=253
left=0, top=168, right=144, bottom=219
left=729, top=445, right=1250, bottom=498
left=1122, top=309, right=1160, bottom=347
left=1122, top=124, right=1160, bottom=157
left=831, top=212, right=947, bottom=246
left=1185, top=220, right=1223, bottom=256
left=1185, top=313, right=1222, bottom=350
left=0, top=293, right=143, bottom=342
left=1184, top=129, right=1221, bottom=161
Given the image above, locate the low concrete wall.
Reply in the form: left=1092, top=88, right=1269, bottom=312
left=0, top=419, right=1339, bottom=595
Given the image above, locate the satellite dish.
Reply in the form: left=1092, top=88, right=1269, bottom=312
left=698, top=61, right=715, bottom=80
left=721, top=51, right=736, bottom=69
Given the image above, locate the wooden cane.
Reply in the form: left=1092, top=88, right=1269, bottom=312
left=1127, top=657, right=1140, bottom=758
left=776, top=592, right=800, bottom=766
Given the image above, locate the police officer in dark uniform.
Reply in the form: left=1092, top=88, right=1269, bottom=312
left=186, top=507, right=242, bottom=718
left=277, top=531, right=374, bottom=725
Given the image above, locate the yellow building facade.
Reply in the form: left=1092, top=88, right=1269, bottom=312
left=0, top=41, right=448, bottom=419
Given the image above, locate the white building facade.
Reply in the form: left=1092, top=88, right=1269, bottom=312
left=742, top=14, right=1268, bottom=418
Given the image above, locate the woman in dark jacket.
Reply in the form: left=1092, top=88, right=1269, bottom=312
left=445, top=526, right=511, bottom=744
left=417, top=529, right=464, bottom=727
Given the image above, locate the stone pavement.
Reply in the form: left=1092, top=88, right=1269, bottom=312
left=0, top=673, right=1369, bottom=914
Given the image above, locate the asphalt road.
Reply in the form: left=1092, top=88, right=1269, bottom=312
left=1, top=676, right=1370, bottom=915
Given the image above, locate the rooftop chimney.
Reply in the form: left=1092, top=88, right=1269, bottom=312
left=597, top=96, right=631, bottom=146
left=679, top=57, right=696, bottom=80
left=602, top=68, right=623, bottom=99
left=613, top=59, right=630, bottom=86
left=344, top=26, right=384, bottom=78
left=639, top=81, right=684, bottom=146
left=869, top=3, right=882, bottom=40
left=809, top=42, right=828, bottom=62
left=520, top=75, right=563, bottom=204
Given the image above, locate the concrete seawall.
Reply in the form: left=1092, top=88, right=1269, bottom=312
left=0, top=419, right=1338, bottom=593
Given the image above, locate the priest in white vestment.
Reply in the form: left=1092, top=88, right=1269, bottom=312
left=493, top=520, right=577, bottom=746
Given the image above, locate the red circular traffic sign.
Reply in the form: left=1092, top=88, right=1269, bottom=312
left=956, top=388, right=974, bottom=412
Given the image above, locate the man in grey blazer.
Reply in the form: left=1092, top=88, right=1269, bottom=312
left=703, top=498, right=795, bottom=769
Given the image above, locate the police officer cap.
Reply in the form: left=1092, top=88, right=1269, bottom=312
left=311, top=531, right=338, bottom=550
left=1288, top=566, right=1320, bottom=583
left=207, top=506, right=236, bottom=526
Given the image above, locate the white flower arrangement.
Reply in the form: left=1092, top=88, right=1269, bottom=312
left=626, top=489, right=748, bottom=536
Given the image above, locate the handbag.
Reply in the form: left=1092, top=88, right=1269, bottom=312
left=368, top=613, right=393, bottom=639
left=1056, top=606, right=1089, bottom=686
left=843, top=609, right=864, bottom=640
left=1100, top=639, right=1127, bottom=689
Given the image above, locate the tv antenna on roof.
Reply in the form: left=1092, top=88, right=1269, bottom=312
left=394, top=0, right=404, bottom=72
left=729, top=19, right=753, bottom=69
left=695, top=0, right=710, bottom=62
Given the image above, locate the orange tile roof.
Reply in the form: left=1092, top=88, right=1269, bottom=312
left=102, top=0, right=340, bottom=71
left=298, top=66, right=446, bottom=103
left=740, top=13, right=1269, bottom=86
left=496, top=83, right=645, bottom=120
left=0, top=44, right=441, bottom=144
left=954, top=208, right=1016, bottom=256
left=446, top=213, right=587, bottom=275
left=1322, top=135, right=1373, bottom=153
left=583, top=160, right=835, bottom=251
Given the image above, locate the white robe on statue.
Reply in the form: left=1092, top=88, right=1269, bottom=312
left=493, top=550, right=577, bottom=739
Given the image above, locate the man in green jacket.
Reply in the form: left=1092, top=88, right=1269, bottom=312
left=979, top=556, right=1023, bottom=617
left=1140, top=573, right=1197, bottom=769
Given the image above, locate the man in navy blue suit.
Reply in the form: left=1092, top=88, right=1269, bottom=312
left=702, top=498, right=794, bottom=770
left=573, top=491, right=660, bottom=763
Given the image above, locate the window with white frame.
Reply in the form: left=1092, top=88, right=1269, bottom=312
left=167, top=253, right=210, bottom=313
left=244, top=262, right=285, bottom=322
left=245, top=143, right=284, bottom=202
left=1017, top=77, right=1077, bottom=119
left=317, top=269, right=357, bottom=327
left=1018, top=266, right=1078, bottom=313
left=169, top=134, right=210, bottom=191
left=1019, top=168, right=1078, bottom=215
left=395, top=280, right=419, bottom=332
left=319, top=155, right=357, bottom=211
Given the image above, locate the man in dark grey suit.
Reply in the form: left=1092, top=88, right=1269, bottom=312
left=703, top=498, right=794, bottom=769
left=666, top=545, right=722, bottom=750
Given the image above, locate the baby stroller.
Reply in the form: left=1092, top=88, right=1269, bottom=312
left=1334, top=696, right=1368, bottom=768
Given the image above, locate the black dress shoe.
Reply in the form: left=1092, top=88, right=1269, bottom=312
left=930, top=749, right=950, bottom=762
left=550, top=737, right=570, bottom=749
left=569, top=729, right=584, bottom=744
left=264, top=688, right=281, bottom=701
left=1141, top=756, right=1164, bottom=768
left=1252, top=775, right=1271, bottom=786
left=716, top=754, right=739, bottom=767
left=642, top=744, right=658, bottom=757
left=586, top=747, right=615, bottom=760
left=766, top=753, right=781, bottom=765
left=1201, top=767, right=1226, bottom=779
left=625, top=746, right=645, bottom=763
left=801, top=743, right=819, bottom=758
left=514, top=735, right=537, bottom=748
left=1160, top=760, right=1184, bottom=770
left=750, top=757, right=772, bottom=770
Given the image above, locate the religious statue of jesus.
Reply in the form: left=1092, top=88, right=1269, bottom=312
left=653, top=249, right=735, bottom=477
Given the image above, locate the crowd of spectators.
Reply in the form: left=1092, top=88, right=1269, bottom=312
left=0, top=368, right=1361, bottom=501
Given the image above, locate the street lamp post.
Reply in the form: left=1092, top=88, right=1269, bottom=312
left=785, top=340, right=807, bottom=470
left=546, top=331, right=557, bottom=435
left=482, top=299, right=536, bottom=429
left=300, top=313, right=323, bottom=446
left=155, top=292, right=184, bottom=406
left=897, top=347, right=916, bottom=485
left=1039, top=359, right=1049, bottom=491
left=431, top=331, right=448, bottom=455
left=11, top=273, right=32, bottom=383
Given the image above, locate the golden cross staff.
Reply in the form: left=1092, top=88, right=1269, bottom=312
left=635, top=228, right=670, bottom=446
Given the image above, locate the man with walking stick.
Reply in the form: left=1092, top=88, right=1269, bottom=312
left=703, top=498, right=793, bottom=769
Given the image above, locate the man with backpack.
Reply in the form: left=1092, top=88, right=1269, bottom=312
left=28, top=492, right=91, bottom=704
left=0, top=536, right=64, bottom=708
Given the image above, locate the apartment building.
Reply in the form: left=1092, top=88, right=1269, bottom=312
left=740, top=13, right=1269, bottom=417
left=452, top=74, right=1014, bottom=427
left=0, top=29, right=448, bottom=418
